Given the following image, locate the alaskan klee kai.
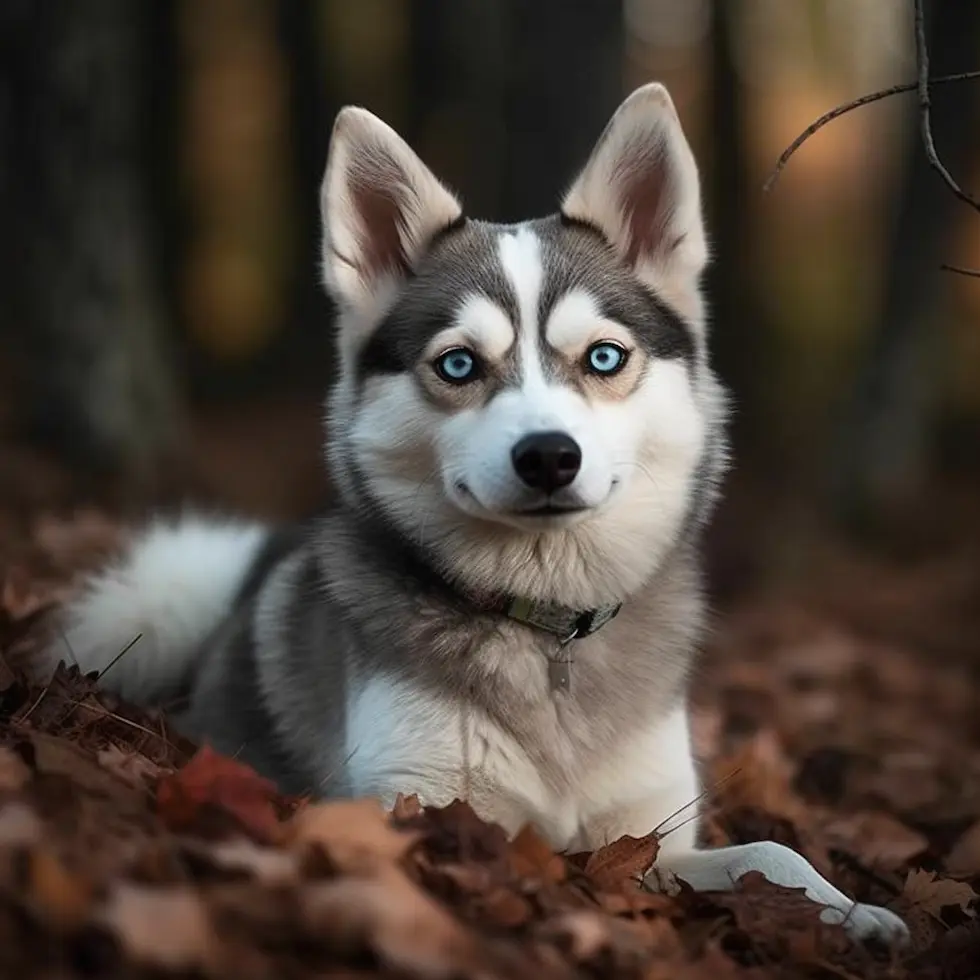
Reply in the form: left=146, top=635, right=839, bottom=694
left=47, top=83, right=906, bottom=942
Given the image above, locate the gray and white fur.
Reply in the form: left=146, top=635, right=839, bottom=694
left=45, top=84, right=906, bottom=942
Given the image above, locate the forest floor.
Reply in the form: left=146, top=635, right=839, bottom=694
left=1, top=415, right=979, bottom=979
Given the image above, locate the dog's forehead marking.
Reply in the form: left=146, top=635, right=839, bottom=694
left=497, top=227, right=548, bottom=390
left=545, top=290, right=615, bottom=350
left=449, top=294, right=515, bottom=360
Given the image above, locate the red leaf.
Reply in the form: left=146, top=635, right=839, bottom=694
left=155, top=744, right=281, bottom=842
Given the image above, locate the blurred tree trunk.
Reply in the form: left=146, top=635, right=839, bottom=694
left=829, top=0, right=980, bottom=539
left=0, top=0, right=183, bottom=495
left=408, top=0, right=621, bottom=221
left=706, top=0, right=765, bottom=456
left=498, top=0, right=623, bottom=221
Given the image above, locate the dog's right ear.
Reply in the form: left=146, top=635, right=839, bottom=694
left=321, top=107, right=463, bottom=317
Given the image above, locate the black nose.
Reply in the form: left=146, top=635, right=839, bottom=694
left=511, top=431, right=582, bottom=492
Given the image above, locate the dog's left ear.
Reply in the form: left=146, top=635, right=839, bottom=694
left=562, top=83, right=707, bottom=298
left=321, top=107, right=463, bottom=317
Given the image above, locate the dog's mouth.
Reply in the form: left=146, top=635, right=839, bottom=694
left=450, top=480, right=597, bottom=526
left=511, top=503, right=589, bottom=517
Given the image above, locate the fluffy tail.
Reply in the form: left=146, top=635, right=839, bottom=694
left=45, top=516, right=269, bottom=705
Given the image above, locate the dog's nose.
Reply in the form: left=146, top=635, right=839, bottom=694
left=511, top=431, right=582, bottom=492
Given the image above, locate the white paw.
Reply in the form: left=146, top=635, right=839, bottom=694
left=821, top=900, right=910, bottom=945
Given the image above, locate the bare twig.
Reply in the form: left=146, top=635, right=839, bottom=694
left=763, top=69, right=980, bottom=194
left=96, top=632, right=143, bottom=682
left=941, top=263, right=980, bottom=278
left=914, top=0, right=980, bottom=215
left=765, top=0, right=980, bottom=278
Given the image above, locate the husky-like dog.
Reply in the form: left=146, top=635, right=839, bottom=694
left=48, top=84, right=905, bottom=941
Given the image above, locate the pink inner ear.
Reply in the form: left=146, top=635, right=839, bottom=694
left=349, top=148, right=411, bottom=281
left=617, top=138, right=674, bottom=266
left=351, top=179, right=408, bottom=281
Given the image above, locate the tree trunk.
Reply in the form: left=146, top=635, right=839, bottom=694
left=0, top=0, right=183, bottom=495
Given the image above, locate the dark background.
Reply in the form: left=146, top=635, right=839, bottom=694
left=0, top=0, right=978, bottom=601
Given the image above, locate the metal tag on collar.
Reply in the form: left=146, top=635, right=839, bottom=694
left=548, top=624, right=579, bottom=695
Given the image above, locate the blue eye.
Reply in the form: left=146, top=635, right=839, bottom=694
left=434, top=347, right=479, bottom=384
left=586, top=341, right=628, bottom=376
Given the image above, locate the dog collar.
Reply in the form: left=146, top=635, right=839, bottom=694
left=490, top=596, right=621, bottom=695
left=493, top=596, right=622, bottom=642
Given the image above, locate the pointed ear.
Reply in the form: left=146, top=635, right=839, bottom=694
left=562, top=83, right=707, bottom=297
left=321, top=107, right=463, bottom=314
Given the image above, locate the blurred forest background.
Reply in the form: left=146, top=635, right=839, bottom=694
left=0, top=0, right=978, bottom=599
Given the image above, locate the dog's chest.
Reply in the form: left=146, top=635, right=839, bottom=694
left=339, top=628, right=636, bottom=838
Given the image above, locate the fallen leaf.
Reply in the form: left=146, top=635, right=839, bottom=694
left=287, top=798, right=421, bottom=873
left=585, top=831, right=660, bottom=891
left=823, top=810, right=928, bottom=870
left=711, top=871, right=836, bottom=942
left=598, top=888, right=676, bottom=918
left=25, top=849, right=95, bottom=929
left=156, top=744, right=281, bottom=842
left=540, top=909, right=611, bottom=960
left=99, top=883, right=215, bottom=970
left=25, top=733, right=141, bottom=806
left=478, top=886, right=533, bottom=928
left=98, top=745, right=167, bottom=790
left=391, top=792, right=422, bottom=821
left=300, top=866, right=503, bottom=977
left=902, top=869, right=979, bottom=921
left=0, top=746, right=31, bottom=791
left=509, top=822, right=566, bottom=883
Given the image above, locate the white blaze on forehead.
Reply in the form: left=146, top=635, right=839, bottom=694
left=497, top=227, right=546, bottom=387
left=425, top=294, right=514, bottom=361
left=545, top=290, right=633, bottom=352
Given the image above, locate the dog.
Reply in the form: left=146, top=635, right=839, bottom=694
left=45, top=83, right=907, bottom=943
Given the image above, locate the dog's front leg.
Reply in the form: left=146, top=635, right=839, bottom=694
left=648, top=839, right=909, bottom=944
left=583, top=784, right=908, bottom=944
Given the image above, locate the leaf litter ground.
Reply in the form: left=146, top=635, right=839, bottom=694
left=1, top=508, right=979, bottom=979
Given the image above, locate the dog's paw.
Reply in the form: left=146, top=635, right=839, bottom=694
left=821, top=901, right=909, bottom=945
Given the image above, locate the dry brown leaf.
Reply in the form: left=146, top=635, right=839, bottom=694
left=585, top=831, right=660, bottom=892
left=25, top=849, right=95, bottom=929
left=509, top=822, right=566, bottom=883
left=288, top=798, right=421, bottom=873
left=100, top=883, right=215, bottom=970
left=902, top=869, right=979, bottom=921
left=300, top=866, right=499, bottom=977
left=599, top=887, right=676, bottom=918
left=541, top=909, right=612, bottom=960
left=391, top=792, right=422, bottom=820
left=823, top=810, right=928, bottom=870
left=711, top=871, right=834, bottom=941
left=26, top=732, right=141, bottom=805
left=0, top=802, right=43, bottom=848
left=711, top=730, right=809, bottom=827
left=478, top=886, right=534, bottom=928
left=98, top=744, right=168, bottom=790
left=0, top=746, right=31, bottom=791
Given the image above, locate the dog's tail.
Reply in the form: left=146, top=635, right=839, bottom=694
left=43, top=516, right=269, bottom=705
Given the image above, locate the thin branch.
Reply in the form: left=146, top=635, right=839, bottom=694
left=765, top=1, right=980, bottom=278
left=763, top=69, right=980, bottom=194
left=914, top=0, right=980, bottom=214
left=941, top=263, right=980, bottom=278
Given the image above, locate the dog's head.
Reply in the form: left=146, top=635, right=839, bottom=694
left=321, top=84, right=727, bottom=607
